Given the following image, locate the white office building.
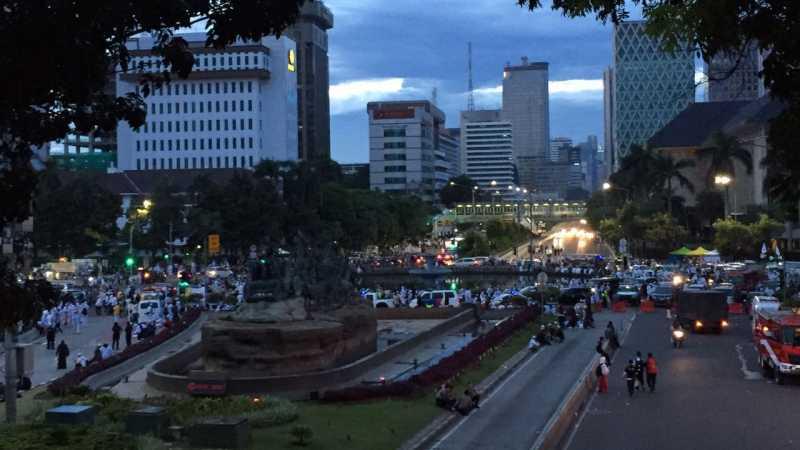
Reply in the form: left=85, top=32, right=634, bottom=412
left=439, top=128, right=461, bottom=181
left=368, top=101, right=444, bottom=200
left=549, top=137, right=573, bottom=162
left=116, top=33, right=298, bottom=171
left=459, top=110, right=514, bottom=192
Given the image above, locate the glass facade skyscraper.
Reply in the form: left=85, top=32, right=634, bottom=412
left=611, top=21, right=694, bottom=168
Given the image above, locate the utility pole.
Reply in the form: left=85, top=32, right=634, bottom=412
left=4, top=328, right=17, bottom=423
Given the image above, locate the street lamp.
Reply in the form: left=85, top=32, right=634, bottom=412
left=714, top=174, right=732, bottom=218
left=128, top=199, right=152, bottom=272
left=602, top=182, right=612, bottom=191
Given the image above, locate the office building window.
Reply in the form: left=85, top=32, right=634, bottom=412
left=240, top=137, right=245, bottom=148
left=159, top=122, right=164, bottom=132
left=191, top=84, right=195, bottom=95
left=224, top=156, right=229, bottom=168
left=167, top=122, right=172, bottom=132
left=199, top=83, right=203, bottom=94
left=224, top=101, right=228, bottom=112
left=207, top=138, right=212, bottom=149
left=384, top=165, right=407, bottom=172
left=223, top=82, right=228, bottom=94
left=212, top=56, right=216, bottom=67
left=176, top=140, right=180, bottom=150
left=216, top=119, right=220, bottom=131
left=167, top=103, right=172, bottom=114
left=224, top=119, right=228, bottom=131
left=167, top=85, right=171, bottom=96
left=200, top=139, right=204, bottom=150
left=239, top=100, right=244, bottom=110
left=216, top=138, right=220, bottom=149
left=144, top=159, right=149, bottom=170
left=175, top=158, right=180, bottom=169
left=248, top=137, right=253, bottom=148
left=384, top=153, right=406, bottom=161
left=232, top=157, right=237, bottom=168
left=216, top=157, right=221, bottom=167
left=136, top=159, right=141, bottom=170
left=192, top=157, right=197, bottom=169
left=224, top=137, right=228, bottom=148
left=215, top=101, right=220, bottom=112
left=159, top=104, right=163, bottom=114
left=248, top=156, right=253, bottom=167
left=240, top=119, right=244, bottom=129
left=232, top=120, right=237, bottom=131
left=383, top=142, right=406, bottom=149
left=150, top=104, right=155, bottom=114
left=244, top=55, right=249, bottom=66
left=160, top=141, right=164, bottom=151
left=241, top=156, right=246, bottom=167
left=248, top=118, right=253, bottom=130
left=199, top=121, right=204, bottom=132
left=136, top=141, right=140, bottom=152
left=184, top=138, right=188, bottom=150
left=199, top=102, right=204, bottom=113
left=168, top=158, right=173, bottom=169
left=247, top=81, right=252, bottom=92
left=208, top=119, right=212, bottom=130
left=383, top=128, right=406, bottom=137
left=248, top=100, right=253, bottom=111
left=384, top=177, right=407, bottom=184
left=207, top=100, right=211, bottom=111
left=192, top=139, right=197, bottom=150
left=182, top=85, right=187, bottom=95
left=200, top=158, right=205, bottom=169
left=215, top=82, right=219, bottom=94
left=191, top=102, right=195, bottom=113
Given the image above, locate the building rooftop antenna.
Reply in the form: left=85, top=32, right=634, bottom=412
left=467, top=42, right=475, bottom=111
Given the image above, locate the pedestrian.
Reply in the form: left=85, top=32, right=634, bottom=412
left=46, top=325, right=56, bottom=350
left=634, top=352, right=646, bottom=391
left=112, top=322, right=121, bottom=350
left=596, top=356, right=610, bottom=393
left=596, top=337, right=610, bottom=362
left=646, top=353, right=658, bottom=393
left=56, top=340, right=69, bottom=370
left=605, top=321, right=620, bottom=349
left=623, top=360, right=637, bottom=398
left=124, top=321, right=133, bottom=347
left=95, top=295, right=103, bottom=315
left=112, top=302, right=121, bottom=322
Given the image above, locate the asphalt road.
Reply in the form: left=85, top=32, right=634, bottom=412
left=431, top=313, right=622, bottom=450
left=567, top=311, right=800, bottom=450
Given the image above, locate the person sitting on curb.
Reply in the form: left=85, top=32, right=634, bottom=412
left=454, top=390, right=476, bottom=416
left=465, top=385, right=481, bottom=409
left=435, top=383, right=456, bottom=410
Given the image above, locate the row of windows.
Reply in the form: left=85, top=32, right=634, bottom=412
left=131, top=52, right=267, bottom=74
left=136, top=81, right=254, bottom=97
left=141, top=118, right=254, bottom=134
left=384, top=165, right=406, bottom=173
left=383, top=128, right=406, bottom=137
left=384, top=177, right=407, bottom=184
left=136, top=155, right=255, bottom=171
left=384, top=153, right=406, bottom=161
left=136, top=137, right=255, bottom=152
left=384, top=142, right=406, bottom=149
left=146, top=99, right=255, bottom=116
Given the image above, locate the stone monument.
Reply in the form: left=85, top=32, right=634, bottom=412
left=201, top=236, right=376, bottom=377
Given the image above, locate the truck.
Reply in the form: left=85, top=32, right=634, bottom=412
left=675, top=290, right=729, bottom=333
left=754, top=309, right=800, bottom=384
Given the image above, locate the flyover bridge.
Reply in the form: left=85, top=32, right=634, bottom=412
left=434, top=202, right=586, bottom=235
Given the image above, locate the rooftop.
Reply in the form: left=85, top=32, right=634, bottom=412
left=647, top=101, right=751, bottom=149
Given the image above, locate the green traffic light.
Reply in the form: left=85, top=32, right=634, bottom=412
left=259, top=258, right=267, bottom=264
left=125, top=257, right=135, bottom=267
left=164, top=254, right=170, bottom=260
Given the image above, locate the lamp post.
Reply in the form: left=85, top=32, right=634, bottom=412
left=128, top=199, right=152, bottom=273
left=714, top=174, right=732, bottom=218
left=449, top=180, right=480, bottom=204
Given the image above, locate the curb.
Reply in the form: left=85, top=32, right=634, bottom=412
left=80, top=313, right=206, bottom=390
left=400, top=331, right=535, bottom=450
left=531, top=314, right=636, bottom=450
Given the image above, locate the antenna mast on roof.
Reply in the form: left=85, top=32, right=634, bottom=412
left=467, top=42, right=475, bottom=111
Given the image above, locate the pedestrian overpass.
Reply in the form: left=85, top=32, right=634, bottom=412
left=433, top=201, right=586, bottom=235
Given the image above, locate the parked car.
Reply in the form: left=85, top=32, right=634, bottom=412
left=650, top=282, right=674, bottom=307
left=615, top=283, right=641, bottom=305
left=413, top=290, right=459, bottom=307
left=453, top=257, right=489, bottom=267
left=365, top=292, right=395, bottom=308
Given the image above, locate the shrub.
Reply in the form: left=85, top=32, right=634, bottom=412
left=290, top=424, right=313, bottom=446
left=159, top=395, right=297, bottom=428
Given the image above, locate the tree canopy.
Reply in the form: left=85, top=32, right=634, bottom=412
left=0, top=0, right=306, bottom=226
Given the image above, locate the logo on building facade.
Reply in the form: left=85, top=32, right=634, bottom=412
left=287, top=49, right=296, bottom=72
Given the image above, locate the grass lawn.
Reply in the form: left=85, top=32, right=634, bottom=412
left=252, top=316, right=550, bottom=450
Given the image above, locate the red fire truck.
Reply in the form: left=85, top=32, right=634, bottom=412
left=754, top=309, right=800, bottom=384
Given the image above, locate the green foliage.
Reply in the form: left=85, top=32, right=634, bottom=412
left=289, top=424, right=313, bottom=446
left=33, top=170, right=121, bottom=258
left=162, top=395, right=297, bottom=428
left=0, top=423, right=136, bottom=450
left=458, top=232, right=491, bottom=257
left=0, top=261, right=57, bottom=328
left=485, top=220, right=530, bottom=252
left=698, top=132, right=753, bottom=189
left=596, top=218, right=623, bottom=247
left=642, top=213, right=689, bottom=254
left=713, top=214, right=783, bottom=259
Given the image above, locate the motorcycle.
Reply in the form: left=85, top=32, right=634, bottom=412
left=671, top=327, right=687, bottom=348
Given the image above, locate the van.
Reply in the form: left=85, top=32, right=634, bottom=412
left=416, top=290, right=459, bottom=307
left=137, top=299, right=163, bottom=324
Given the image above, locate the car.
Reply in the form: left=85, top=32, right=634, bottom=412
left=615, top=283, right=641, bottom=305
left=414, top=290, right=459, bottom=307
left=365, top=292, right=395, bottom=308
left=650, top=282, right=674, bottom=307
left=560, top=287, right=592, bottom=304
left=453, top=257, right=489, bottom=268
left=206, top=266, right=233, bottom=279
left=137, top=299, right=163, bottom=324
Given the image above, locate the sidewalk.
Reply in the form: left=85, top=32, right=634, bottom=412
left=427, top=312, right=630, bottom=450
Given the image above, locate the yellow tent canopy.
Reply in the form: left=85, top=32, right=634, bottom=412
left=686, top=246, right=711, bottom=256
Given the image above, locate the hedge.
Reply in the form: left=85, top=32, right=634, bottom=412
left=48, top=307, right=203, bottom=395
left=321, top=307, right=538, bottom=402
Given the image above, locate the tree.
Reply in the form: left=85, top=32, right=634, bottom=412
left=1, top=1, right=306, bottom=227
left=643, top=213, right=689, bottom=254
left=517, top=0, right=799, bottom=204
left=596, top=218, right=623, bottom=248
left=459, top=232, right=491, bottom=257
left=141, top=178, right=186, bottom=254
left=651, top=154, right=695, bottom=216
left=699, top=132, right=752, bottom=188
left=713, top=219, right=755, bottom=260
left=439, top=175, right=478, bottom=207
left=33, top=172, right=121, bottom=257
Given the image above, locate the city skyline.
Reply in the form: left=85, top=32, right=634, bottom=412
left=325, top=0, right=613, bottom=163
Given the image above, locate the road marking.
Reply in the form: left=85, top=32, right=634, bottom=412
left=735, top=343, right=762, bottom=380
left=430, top=347, right=546, bottom=449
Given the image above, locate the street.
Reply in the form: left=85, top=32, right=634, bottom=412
left=431, top=313, right=619, bottom=450
left=568, top=311, right=800, bottom=450
left=1, top=314, right=116, bottom=387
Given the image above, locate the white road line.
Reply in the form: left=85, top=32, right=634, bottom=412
left=735, top=343, right=762, bottom=380
left=430, top=348, right=546, bottom=449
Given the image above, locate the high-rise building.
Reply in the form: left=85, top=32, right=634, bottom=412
left=602, top=67, right=615, bottom=171
left=459, top=110, right=514, bottom=192
left=368, top=101, right=444, bottom=200
left=290, top=1, right=333, bottom=160
left=611, top=21, right=694, bottom=170
left=116, top=33, right=298, bottom=171
left=707, top=42, right=763, bottom=102
left=439, top=128, right=461, bottom=180
left=502, top=58, right=550, bottom=187
left=549, top=137, right=573, bottom=162
left=577, top=135, right=599, bottom=191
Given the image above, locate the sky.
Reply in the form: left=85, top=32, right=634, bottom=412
left=324, top=0, right=614, bottom=163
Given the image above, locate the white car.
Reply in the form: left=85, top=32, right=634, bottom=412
left=365, top=292, right=395, bottom=308
left=137, top=299, right=163, bottom=324
left=206, top=266, right=233, bottom=279
left=454, top=257, right=488, bottom=267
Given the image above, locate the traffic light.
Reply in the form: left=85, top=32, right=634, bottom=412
left=125, top=256, right=135, bottom=268
left=163, top=254, right=170, bottom=260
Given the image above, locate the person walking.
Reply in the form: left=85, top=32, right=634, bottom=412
left=646, top=353, right=658, bottom=392
left=56, top=340, right=70, bottom=370
left=596, top=356, right=610, bottom=393
left=596, top=337, right=610, bottom=362
left=624, top=360, right=637, bottom=397
left=124, top=321, right=133, bottom=347
left=46, top=325, right=56, bottom=350
left=111, top=322, right=122, bottom=350
left=634, top=352, right=646, bottom=391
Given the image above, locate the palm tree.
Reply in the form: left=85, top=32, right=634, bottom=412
left=651, top=154, right=695, bottom=216
left=613, top=144, right=657, bottom=199
left=699, top=132, right=752, bottom=188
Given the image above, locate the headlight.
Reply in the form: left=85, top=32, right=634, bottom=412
left=695, top=321, right=703, bottom=328
left=780, top=364, right=792, bottom=372
left=721, top=320, right=729, bottom=327
left=673, top=330, right=685, bottom=339
left=672, top=275, right=683, bottom=286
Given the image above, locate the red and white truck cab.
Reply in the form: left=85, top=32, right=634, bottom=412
left=754, top=309, right=800, bottom=384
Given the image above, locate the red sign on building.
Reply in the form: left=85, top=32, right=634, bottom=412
left=373, top=109, right=415, bottom=120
